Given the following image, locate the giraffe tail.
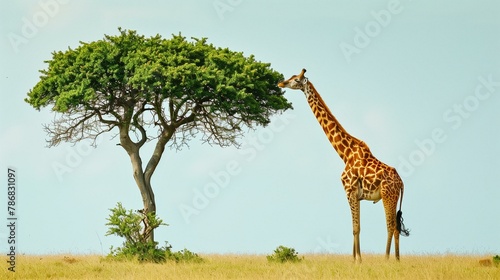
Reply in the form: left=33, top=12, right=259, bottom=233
left=396, top=187, right=410, bottom=237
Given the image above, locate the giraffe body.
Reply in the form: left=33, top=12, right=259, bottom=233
left=278, top=69, right=409, bottom=262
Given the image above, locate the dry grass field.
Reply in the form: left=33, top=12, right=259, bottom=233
left=2, top=254, right=499, bottom=279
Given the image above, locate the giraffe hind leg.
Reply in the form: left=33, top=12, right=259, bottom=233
left=382, top=197, right=398, bottom=260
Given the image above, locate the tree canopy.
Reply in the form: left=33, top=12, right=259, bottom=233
left=25, top=28, right=292, bottom=149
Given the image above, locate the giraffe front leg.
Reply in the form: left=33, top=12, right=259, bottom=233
left=348, top=194, right=362, bottom=263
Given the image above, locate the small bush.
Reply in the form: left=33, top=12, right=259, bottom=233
left=107, top=240, right=170, bottom=263
left=267, top=246, right=303, bottom=263
left=105, top=203, right=202, bottom=263
left=493, top=255, right=500, bottom=267
left=166, top=247, right=203, bottom=263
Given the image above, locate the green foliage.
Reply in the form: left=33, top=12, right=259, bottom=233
left=105, top=202, right=167, bottom=263
left=165, top=247, right=203, bottom=263
left=25, top=28, right=292, bottom=148
left=105, top=202, right=166, bottom=245
left=493, top=255, right=500, bottom=266
left=266, top=246, right=303, bottom=263
left=105, top=203, right=202, bottom=263
left=108, top=241, right=168, bottom=263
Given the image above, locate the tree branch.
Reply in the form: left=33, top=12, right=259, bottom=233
left=155, top=95, right=170, bottom=130
left=132, top=102, right=148, bottom=148
left=45, top=110, right=104, bottom=147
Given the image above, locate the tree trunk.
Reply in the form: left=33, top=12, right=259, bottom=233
left=128, top=150, right=157, bottom=243
left=120, top=123, right=172, bottom=244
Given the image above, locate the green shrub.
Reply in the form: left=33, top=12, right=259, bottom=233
left=166, top=247, right=203, bottom=263
left=105, top=202, right=202, bottom=263
left=108, top=240, right=168, bottom=263
left=267, top=246, right=303, bottom=263
left=105, top=202, right=167, bottom=244
left=493, top=255, right=500, bottom=267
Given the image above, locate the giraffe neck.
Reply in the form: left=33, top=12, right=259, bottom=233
left=303, top=81, right=367, bottom=164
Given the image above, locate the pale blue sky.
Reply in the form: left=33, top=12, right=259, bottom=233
left=1, top=0, right=499, bottom=256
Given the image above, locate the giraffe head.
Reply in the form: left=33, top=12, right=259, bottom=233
left=278, top=68, right=308, bottom=90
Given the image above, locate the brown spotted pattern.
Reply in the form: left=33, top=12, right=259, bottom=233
left=278, top=69, right=406, bottom=262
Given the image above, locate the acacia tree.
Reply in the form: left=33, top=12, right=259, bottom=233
left=26, top=29, right=292, bottom=243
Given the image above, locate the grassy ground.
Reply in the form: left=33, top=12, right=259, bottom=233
left=2, top=254, right=499, bottom=279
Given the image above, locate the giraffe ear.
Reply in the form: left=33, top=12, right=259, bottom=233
left=302, top=77, right=308, bottom=84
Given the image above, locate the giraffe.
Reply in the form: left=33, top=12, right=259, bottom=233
left=278, top=68, right=409, bottom=262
